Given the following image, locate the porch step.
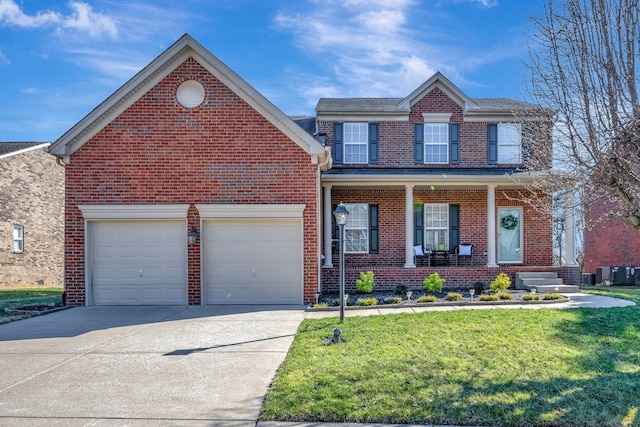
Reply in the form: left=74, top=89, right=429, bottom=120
left=521, top=277, right=564, bottom=287
left=525, top=284, right=580, bottom=293
left=515, top=272, right=559, bottom=290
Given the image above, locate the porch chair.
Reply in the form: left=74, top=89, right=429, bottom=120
left=454, top=243, right=473, bottom=266
left=413, top=245, right=431, bottom=267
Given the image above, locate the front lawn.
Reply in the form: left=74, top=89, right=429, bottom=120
left=0, top=288, right=64, bottom=323
left=261, top=287, right=640, bottom=427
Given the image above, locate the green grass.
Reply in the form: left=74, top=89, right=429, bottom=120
left=0, top=288, right=64, bottom=322
left=262, top=287, right=640, bottom=427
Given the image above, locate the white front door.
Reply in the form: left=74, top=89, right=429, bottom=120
left=498, top=207, right=523, bottom=263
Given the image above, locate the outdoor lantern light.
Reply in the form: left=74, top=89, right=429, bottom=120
left=188, top=227, right=198, bottom=245
left=469, top=289, right=475, bottom=298
left=333, top=202, right=349, bottom=323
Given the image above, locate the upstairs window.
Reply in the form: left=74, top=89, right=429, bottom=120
left=424, top=124, right=449, bottom=164
left=488, top=123, right=522, bottom=164
left=332, top=123, right=379, bottom=165
left=344, top=123, right=368, bottom=164
left=13, top=225, right=23, bottom=253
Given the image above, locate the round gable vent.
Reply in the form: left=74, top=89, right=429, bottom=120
left=176, top=80, right=205, bottom=108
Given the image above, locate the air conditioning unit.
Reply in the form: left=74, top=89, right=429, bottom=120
left=611, top=266, right=635, bottom=285
left=596, top=266, right=610, bottom=285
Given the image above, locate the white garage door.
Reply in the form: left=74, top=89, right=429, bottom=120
left=91, top=221, right=187, bottom=305
left=203, top=218, right=302, bottom=304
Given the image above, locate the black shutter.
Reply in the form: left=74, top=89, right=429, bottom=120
left=522, top=124, right=532, bottom=167
left=369, top=204, right=379, bottom=254
left=369, top=123, right=379, bottom=164
left=414, top=204, right=424, bottom=246
left=449, top=123, right=460, bottom=164
left=414, top=123, right=424, bottom=163
left=331, top=204, right=339, bottom=252
left=449, top=204, right=460, bottom=251
left=487, top=123, right=498, bottom=164
left=333, top=123, right=343, bottom=164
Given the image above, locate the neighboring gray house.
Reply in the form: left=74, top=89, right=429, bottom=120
left=0, top=143, right=64, bottom=288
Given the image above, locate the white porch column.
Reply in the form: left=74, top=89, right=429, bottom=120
left=564, top=195, right=578, bottom=266
left=405, top=184, right=415, bottom=268
left=323, top=185, right=333, bottom=268
left=487, top=184, right=498, bottom=267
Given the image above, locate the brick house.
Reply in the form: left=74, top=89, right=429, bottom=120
left=49, top=34, right=329, bottom=306
left=583, top=199, right=640, bottom=274
left=0, top=142, right=64, bottom=288
left=317, top=72, right=580, bottom=292
left=49, top=34, right=579, bottom=306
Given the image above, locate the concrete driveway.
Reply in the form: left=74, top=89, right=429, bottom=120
left=0, top=305, right=306, bottom=426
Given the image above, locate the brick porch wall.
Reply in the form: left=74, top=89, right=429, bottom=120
left=64, top=58, right=319, bottom=305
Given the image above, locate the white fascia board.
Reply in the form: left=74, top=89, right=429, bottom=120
left=0, top=143, right=50, bottom=160
left=79, top=204, right=190, bottom=219
left=197, top=204, right=305, bottom=218
left=321, top=172, right=541, bottom=187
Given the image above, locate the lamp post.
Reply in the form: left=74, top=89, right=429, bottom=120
left=333, top=203, right=349, bottom=323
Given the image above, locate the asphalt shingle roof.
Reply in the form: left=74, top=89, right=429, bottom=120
left=316, top=97, right=538, bottom=113
left=0, top=142, right=48, bottom=157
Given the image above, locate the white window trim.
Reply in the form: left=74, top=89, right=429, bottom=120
left=422, top=113, right=452, bottom=123
left=497, top=123, right=522, bottom=164
left=424, top=203, right=449, bottom=250
left=343, top=123, right=368, bottom=164
left=13, top=225, right=24, bottom=253
left=424, top=123, right=449, bottom=164
left=344, top=203, right=369, bottom=254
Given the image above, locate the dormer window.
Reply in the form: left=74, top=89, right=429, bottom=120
left=424, top=124, right=449, bottom=164
left=344, top=123, right=368, bottom=164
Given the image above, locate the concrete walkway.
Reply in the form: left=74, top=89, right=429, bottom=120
left=0, top=293, right=633, bottom=426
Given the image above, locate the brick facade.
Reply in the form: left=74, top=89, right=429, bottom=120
left=584, top=199, right=640, bottom=273
left=0, top=147, right=64, bottom=288
left=63, top=57, right=320, bottom=305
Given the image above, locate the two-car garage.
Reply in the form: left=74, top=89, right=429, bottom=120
left=81, top=204, right=304, bottom=306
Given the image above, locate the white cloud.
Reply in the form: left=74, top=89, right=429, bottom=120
left=0, top=48, right=9, bottom=64
left=0, top=0, right=118, bottom=39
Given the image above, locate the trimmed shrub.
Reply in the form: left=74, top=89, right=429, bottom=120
left=445, top=292, right=463, bottom=301
left=522, top=294, right=541, bottom=301
left=497, top=292, right=513, bottom=300
left=423, top=272, right=445, bottom=294
left=543, top=293, right=564, bottom=300
left=490, top=272, right=511, bottom=293
left=330, top=299, right=340, bottom=306
left=473, top=281, right=486, bottom=295
left=356, top=297, right=378, bottom=306
left=479, top=294, right=500, bottom=301
left=313, top=302, right=329, bottom=308
left=394, top=283, right=409, bottom=295
left=417, top=295, right=437, bottom=303
left=356, top=271, right=375, bottom=293
left=384, top=296, right=403, bottom=305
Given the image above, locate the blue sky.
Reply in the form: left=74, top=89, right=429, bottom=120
left=0, top=0, right=540, bottom=142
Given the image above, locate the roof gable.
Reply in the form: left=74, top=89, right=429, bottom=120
left=49, top=34, right=327, bottom=163
left=396, top=71, right=478, bottom=112
left=0, top=142, right=50, bottom=159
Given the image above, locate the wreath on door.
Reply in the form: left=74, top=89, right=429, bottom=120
left=501, top=214, right=519, bottom=230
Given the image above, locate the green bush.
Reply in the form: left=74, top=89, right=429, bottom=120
left=313, top=302, right=329, bottom=308
left=497, top=292, right=513, bottom=300
left=330, top=299, right=340, bottom=306
left=522, top=293, right=541, bottom=301
left=384, top=296, right=403, bottom=305
left=543, top=293, right=564, bottom=300
left=394, top=283, right=409, bottom=295
left=423, top=272, right=445, bottom=294
left=356, top=297, right=378, bottom=306
left=473, top=281, right=486, bottom=295
left=479, top=294, right=500, bottom=301
left=445, top=292, right=463, bottom=301
left=490, top=272, right=511, bottom=292
left=417, top=295, right=437, bottom=303
left=356, top=271, right=375, bottom=293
